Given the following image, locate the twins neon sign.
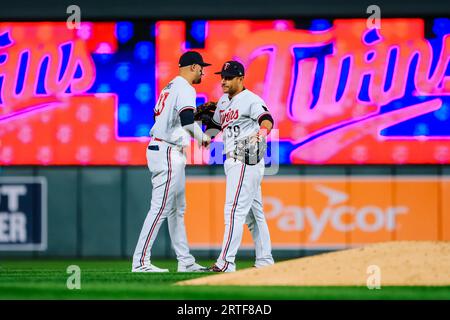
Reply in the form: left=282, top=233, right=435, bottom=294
left=156, top=19, right=450, bottom=164
left=0, top=26, right=95, bottom=119
left=0, top=20, right=449, bottom=165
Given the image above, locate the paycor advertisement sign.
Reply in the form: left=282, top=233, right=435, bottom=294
left=184, top=176, right=449, bottom=249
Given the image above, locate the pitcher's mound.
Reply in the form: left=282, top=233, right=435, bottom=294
left=178, top=241, right=450, bottom=286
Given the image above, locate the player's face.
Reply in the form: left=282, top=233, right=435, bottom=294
left=192, top=64, right=204, bottom=84
left=221, top=76, right=243, bottom=95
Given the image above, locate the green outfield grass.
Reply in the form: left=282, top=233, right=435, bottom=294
left=0, top=260, right=449, bottom=300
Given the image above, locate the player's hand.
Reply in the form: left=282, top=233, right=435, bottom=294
left=250, top=128, right=268, bottom=145
left=201, top=135, right=211, bottom=148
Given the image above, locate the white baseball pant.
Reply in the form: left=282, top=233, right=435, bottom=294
left=132, top=140, right=195, bottom=269
left=215, top=158, right=274, bottom=272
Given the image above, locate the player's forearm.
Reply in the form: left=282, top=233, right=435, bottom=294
left=180, top=108, right=209, bottom=145
left=183, top=122, right=208, bottom=144
left=259, top=119, right=273, bottom=136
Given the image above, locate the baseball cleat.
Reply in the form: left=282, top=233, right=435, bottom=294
left=207, top=264, right=225, bottom=272
left=131, top=264, right=169, bottom=273
left=177, top=263, right=208, bottom=272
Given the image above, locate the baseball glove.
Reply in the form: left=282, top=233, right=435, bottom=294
left=233, top=134, right=267, bottom=165
left=194, top=101, right=217, bottom=125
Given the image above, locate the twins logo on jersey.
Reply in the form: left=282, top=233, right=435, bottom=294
left=220, top=109, right=239, bottom=128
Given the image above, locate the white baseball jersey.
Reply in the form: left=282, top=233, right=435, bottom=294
left=133, top=76, right=199, bottom=270
left=149, top=76, right=195, bottom=146
left=212, top=88, right=274, bottom=272
left=212, top=89, right=271, bottom=153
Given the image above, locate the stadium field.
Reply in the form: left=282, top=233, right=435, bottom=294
left=1, top=260, right=449, bottom=300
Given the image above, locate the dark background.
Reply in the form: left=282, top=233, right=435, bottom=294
left=0, top=0, right=448, bottom=20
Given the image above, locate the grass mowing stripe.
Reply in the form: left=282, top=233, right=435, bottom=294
left=1, top=260, right=450, bottom=300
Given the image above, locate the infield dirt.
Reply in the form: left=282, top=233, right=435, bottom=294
left=177, top=241, right=450, bottom=286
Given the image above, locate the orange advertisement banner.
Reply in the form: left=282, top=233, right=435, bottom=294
left=184, top=176, right=450, bottom=249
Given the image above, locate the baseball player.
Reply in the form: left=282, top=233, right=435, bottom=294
left=206, top=61, right=275, bottom=272
left=132, top=51, right=212, bottom=273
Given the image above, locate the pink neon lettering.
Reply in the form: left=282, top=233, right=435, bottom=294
left=0, top=30, right=95, bottom=114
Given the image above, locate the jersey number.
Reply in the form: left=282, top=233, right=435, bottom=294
left=226, top=125, right=240, bottom=138
left=154, top=92, right=169, bottom=117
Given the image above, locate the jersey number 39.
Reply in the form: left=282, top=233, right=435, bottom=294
left=226, top=125, right=240, bottom=138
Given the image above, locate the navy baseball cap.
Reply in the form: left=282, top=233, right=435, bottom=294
left=178, top=51, right=211, bottom=67
left=215, top=61, right=245, bottom=77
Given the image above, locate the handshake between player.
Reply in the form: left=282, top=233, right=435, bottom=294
left=131, top=52, right=274, bottom=273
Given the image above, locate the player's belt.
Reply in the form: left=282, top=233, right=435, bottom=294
left=151, top=137, right=175, bottom=145
left=150, top=137, right=184, bottom=153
